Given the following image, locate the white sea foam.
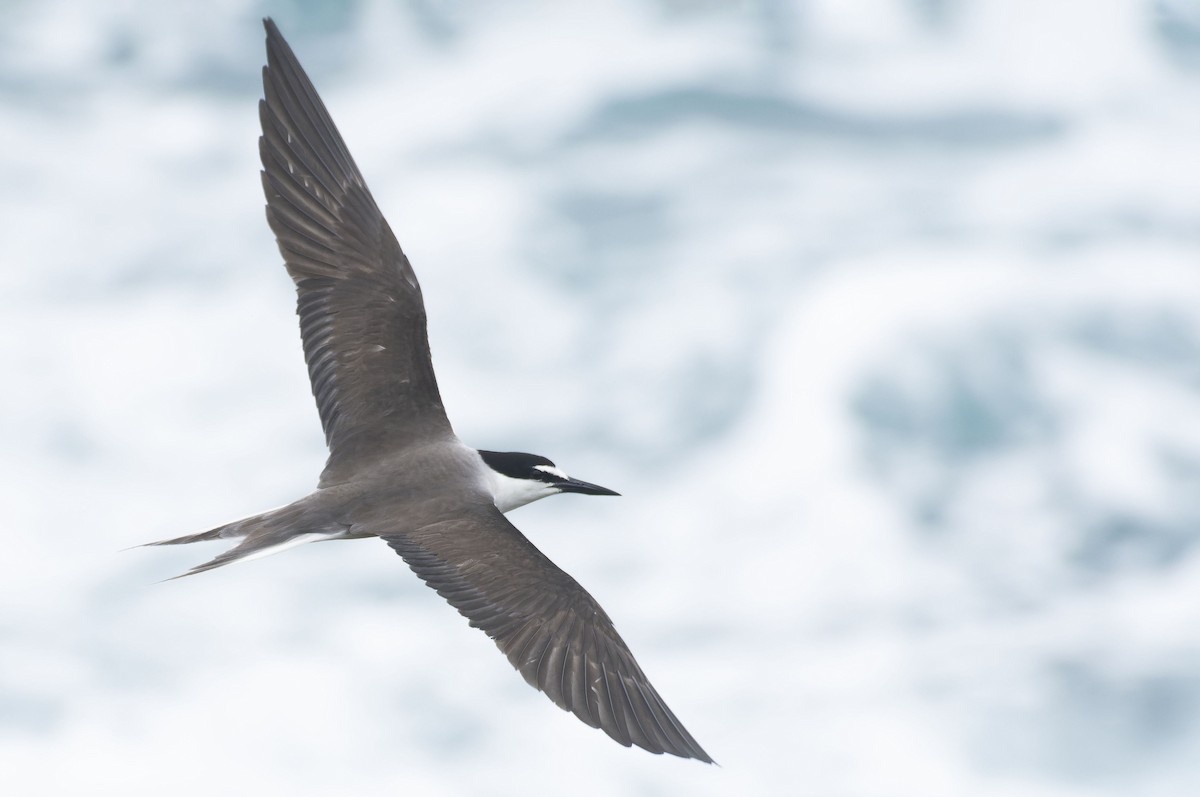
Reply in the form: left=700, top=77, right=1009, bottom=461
left=3, top=1, right=1199, bottom=795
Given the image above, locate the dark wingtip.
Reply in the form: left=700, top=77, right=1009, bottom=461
left=263, top=18, right=287, bottom=53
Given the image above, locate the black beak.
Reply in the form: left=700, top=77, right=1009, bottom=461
left=556, top=477, right=620, bottom=497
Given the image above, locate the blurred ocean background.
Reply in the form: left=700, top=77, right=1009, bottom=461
left=3, top=0, right=1200, bottom=794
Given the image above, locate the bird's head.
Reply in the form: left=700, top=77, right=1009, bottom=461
left=478, top=450, right=620, bottom=513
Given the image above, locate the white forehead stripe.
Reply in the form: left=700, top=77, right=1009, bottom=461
left=534, top=465, right=569, bottom=480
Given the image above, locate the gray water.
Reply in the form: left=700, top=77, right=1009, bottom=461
left=3, top=1, right=1200, bottom=794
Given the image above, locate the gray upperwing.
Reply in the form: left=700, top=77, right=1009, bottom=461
left=377, top=502, right=714, bottom=762
left=259, top=19, right=454, bottom=485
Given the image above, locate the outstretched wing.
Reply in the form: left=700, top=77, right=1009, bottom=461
left=379, top=503, right=713, bottom=762
left=259, top=19, right=453, bottom=485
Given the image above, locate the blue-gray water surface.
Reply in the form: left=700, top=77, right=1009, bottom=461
left=3, top=1, right=1199, bottom=795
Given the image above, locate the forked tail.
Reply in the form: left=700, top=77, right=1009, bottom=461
left=141, top=499, right=349, bottom=580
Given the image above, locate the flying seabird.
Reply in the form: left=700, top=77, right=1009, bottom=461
left=144, top=18, right=712, bottom=763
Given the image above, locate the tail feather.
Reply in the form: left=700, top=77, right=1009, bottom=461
left=141, top=508, right=282, bottom=548
left=161, top=543, right=252, bottom=581
left=143, top=500, right=349, bottom=580
left=141, top=527, right=237, bottom=547
left=164, top=531, right=341, bottom=581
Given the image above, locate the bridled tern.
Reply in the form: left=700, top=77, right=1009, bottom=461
left=144, top=18, right=712, bottom=763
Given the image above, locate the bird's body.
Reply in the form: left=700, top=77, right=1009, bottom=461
left=145, top=17, right=711, bottom=763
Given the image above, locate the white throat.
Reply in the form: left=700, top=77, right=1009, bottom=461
left=487, top=470, right=560, bottom=513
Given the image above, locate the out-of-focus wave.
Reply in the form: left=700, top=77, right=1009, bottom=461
left=2, top=1, right=1198, bottom=795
